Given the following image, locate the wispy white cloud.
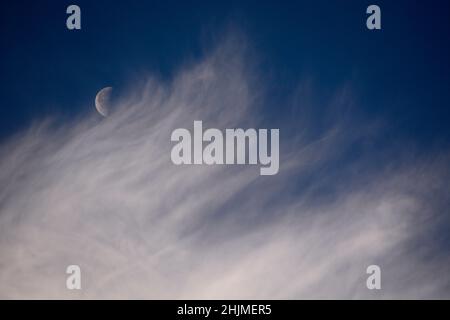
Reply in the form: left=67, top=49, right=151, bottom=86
left=0, top=34, right=449, bottom=299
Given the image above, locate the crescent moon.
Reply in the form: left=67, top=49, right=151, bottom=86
left=95, top=87, right=113, bottom=117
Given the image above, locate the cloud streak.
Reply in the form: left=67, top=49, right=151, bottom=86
left=0, top=34, right=449, bottom=299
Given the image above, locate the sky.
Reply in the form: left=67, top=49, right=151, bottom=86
left=0, top=0, right=449, bottom=298
left=1, top=0, right=449, bottom=143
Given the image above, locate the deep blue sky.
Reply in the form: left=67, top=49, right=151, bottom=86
left=1, top=0, right=449, bottom=150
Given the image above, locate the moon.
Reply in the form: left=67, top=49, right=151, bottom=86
left=95, top=87, right=112, bottom=117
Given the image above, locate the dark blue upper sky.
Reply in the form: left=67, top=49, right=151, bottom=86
left=1, top=0, right=449, bottom=150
